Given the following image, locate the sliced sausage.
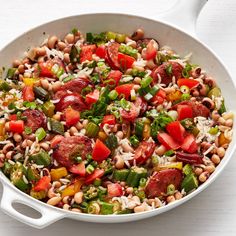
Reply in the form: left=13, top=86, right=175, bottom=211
left=52, top=136, right=92, bottom=168
left=56, top=93, right=87, bottom=111
left=151, top=62, right=183, bottom=85
left=134, top=97, right=148, bottom=115
left=145, top=169, right=182, bottom=198
left=176, top=152, right=203, bottom=164
left=106, top=42, right=120, bottom=69
left=22, top=109, right=47, bottom=132
left=120, top=102, right=139, bottom=122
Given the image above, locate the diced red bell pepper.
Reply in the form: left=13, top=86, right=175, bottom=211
left=166, top=121, right=185, bottom=143
left=50, top=135, right=64, bottom=148
left=85, top=89, right=100, bottom=105
left=65, top=107, right=80, bottom=126
left=181, top=134, right=198, bottom=153
left=22, top=86, right=35, bottom=102
left=9, top=114, right=17, bottom=121
left=157, top=132, right=180, bottom=150
left=69, top=162, right=86, bottom=176
left=107, top=183, right=123, bottom=197
left=151, top=89, right=166, bottom=104
left=177, top=104, right=193, bottom=120
left=9, top=120, right=24, bottom=134
left=115, top=84, right=134, bottom=100
left=85, top=169, right=105, bottom=185
left=95, top=45, right=107, bottom=59
left=104, top=70, right=122, bottom=87
left=101, top=114, right=116, bottom=128
left=92, top=139, right=111, bottom=162
left=177, top=78, right=199, bottom=89
left=117, top=53, right=135, bottom=70
left=38, top=62, right=54, bottom=78
left=145, top=40, right=158, bottom=60
left=80, top=45, right=96, bottom=63
left=33, top=176, right=51, bottom=192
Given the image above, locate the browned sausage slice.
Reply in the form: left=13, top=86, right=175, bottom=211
left=107, top=42, right=120, bottom=69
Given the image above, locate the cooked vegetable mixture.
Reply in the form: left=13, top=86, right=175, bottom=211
left=0, top=28, right=233, bottom=214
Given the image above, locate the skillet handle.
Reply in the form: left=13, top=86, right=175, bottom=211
left=0, top=181, right=66, bottom=229
left=157, top=0, right=208, bottom=36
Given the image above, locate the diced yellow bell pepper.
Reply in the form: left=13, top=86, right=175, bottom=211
left=167, top=90, right=182, bottom=102
left=142, top=123, right=151, bottom=140
left=155, top=162, right=183, bottom=171
left=23, top=78, right=40, bottom=86
left=61, top=179, right=83, bottom=198
left=50, top=167, right=68, bottom=181
left=218, top=132, right=230, bottom=147
left=98, top=131, right=107, bottom=141
left=0, top=121, right=5, bottom=137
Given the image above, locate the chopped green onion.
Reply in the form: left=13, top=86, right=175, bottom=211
left=182, top=64, right=192, bottom=78
left=140, top=76, right=152, bottom=88
left=63, top=75, right=74, bottom=83
left=24, top=127, right=32, bottom=135
left=86, top=164, right=95, bottom=174
left=118, top=44, right=137, bottom=57
left=219, top=100, right=226, bottom=115
left=135, top=121, right=144, bottom=138
left=164, top=150, right=175, bottom=156
left=120, top=98, right=131, bottom=110
left=138, top=86, right=150, bottom=96
left=93, top=178, right=102, bottom=187
left=151, top=156, right=159, bottom=166
left=106, top=31, right=116, bottom=40
left=35, top=128, right=46, bottom=141
left=130, top=135, right=140, bottom=147
left=181, top=93, right=191, bottom=101
left=167, top=184, right=175, bottom=195
left=183, top=164, right=193, bottom=176
left=144, top=92, right=153, bottom=101
left=139, top=178, right=147, bottom=187
left=6, top=68, right=17, bottom=79
left=23, top=101, right=37, bottom=110
left=105, top=134, right=118, bottom=150
left=165, top=64, right=173, bottom=75
left=208, top=126, right=219, bottom=135
left=108, top=90, right=118, bottom=100
left=115, top=34, right=126, bottom=43
left=85, top=122, right=99, bottom=138
left=0, top=80, right=11, bottom=91
left=75, top=156, right=82, bottom=163
left=180, top=85, right=190, bottom=94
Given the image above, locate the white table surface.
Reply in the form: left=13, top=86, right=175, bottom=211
left=0, top=0, right=236, bottom=235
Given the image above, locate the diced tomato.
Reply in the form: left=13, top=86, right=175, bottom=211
left=177, top=104, right=193, bottom=120
left=117, top=53, right=135, bottom=70
left=115, top=84, right=134, bottom=100
left=120, top=102, right=139, bottom=122
left=38, top=62, right=54, bottom=77
left=157, top=132, right=180, bottom=150
left=22, top=86, right=35, bottom=102
left=33, top=176, right=51, bottom=192
left=134, top=141, right=156, bottom=164
left=85, top=89, right=100, bottom=105
left=92, top=139, right=111, bottom=162
left=65, top=107, right=80, bottom=126
left=166, top=121, right=185, bottom=143
left=80, top=45, right=96, bottom=63
left=95, top=45, right=107, bottom=59
left=9, top=120, right=24, bottom=134
left=151, top=89, right=166, bottom=104
left=85, top=169, right=105, bottom=185
left=104, top=70, right=122, bottom=87
left=50, top=135, right=64, bottom=148
left=181, top=134, right=198, bottom=153
left=107, top=183, right=123, bottom=197
left=177, top=78, right=199, bottom=89
left=101, top=114, right=116, bottom=128
left=145, top=39, right=158, bottom=60
left=9, top=114, right=17, bottom=121
left=69, top=162, right=86, bottom=176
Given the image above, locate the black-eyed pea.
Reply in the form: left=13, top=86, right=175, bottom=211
left=48, top=35, right=58, bottom=49
left=155, top=145, right=166, bottom=156
left=71, top=208, right=82, bottom=213
left=53, top=112, right=61, bottom=121
left=126, top=187, right=134, bottom=194
left=218, top=117, right=225, bottom=125
left=74, top=192, right=83, bottom=204
left=217, top=147, right=225, bottom=158
left=174, top=192, right=183, bottom=200
left=36, top=47, right=46, bottom=57
left=6, top=151, right=14, bottom=159
left=18, top=64, right=25, bottom=74
left=199, top=171, right=209, bottom=183
left=63, top=53, right=70, bottom=64
left=211, top=154, right=221, bottom=165
left=70, top=126, right=78, bottom=135
left=116, top=131, right=124, bottom=139
left=63, top=204, right=70, bottom=210
left=204, top=165, right=216, bottom=174
left=40, top=79, right=50, bottom=90
left=3, top=143, right=14, bottom=154
left=114, top=155, right=124, bottom=169
left=12, top=59, right=21, bottom=68
left=47, top=196, right=62, bottom=206
left=131, top=28, right=144, bottom=41
left=48, top=187, right=57, bottom=198
left=166, top=195, right=175, bottom=203
left=65, top=33, right=75, bottom=44
left=58, top=41, right=67, bottom=51
left=194, top=167, right=203, bottom=176
left=225, top=119, right=233, bottom=127
left=134, top=204, right=146, bottom=213
left=13, top=133, right=22, bottom=143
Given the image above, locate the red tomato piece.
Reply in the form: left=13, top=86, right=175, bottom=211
left=117, top=53, right=135, bottom=70
left=176, top=152, right=203, bottom=164
left=104, top=70, right=122, bottom=87
left=115, top=84, right=134, bottom=100
left=92, top=139, right=111, bottom=162
left=85, top=169, right=105, bottom=185
left=80, top=45, right=96, bottom=63
left=69, top=161, right=86, bottom=176
left=120, top=102, right=139, bottom=122
left=22, top=86, right=35, bottom=102
left=101, top=114, right=116, bottom=128
left=107, top=183, right=123, bottom=197
left=38, top=62, right=54, bottom=77
left=134, top=141, right=156, bottom=164
left=9, top=114, right=17, bottom=121
left=177, top=78, right=199, bottom=89
left=65, top=107, right=80, bottom=126
left=33, top=176, right=51, bottom=192
left=106, top=42, right=120, bottom=69
left=181, top=134, right=198, bottom=153
left=157, top=132, right=180, bottom=150
left=177, top=104, right=193, bottom=120
left=85, top=89, right=100, bottom=105
left=145, top=169, right=182, bottom=198
left=151, top=89, right=166, bottom=104
left=50, top=135, right=64, bottom=148
left=9, top=120, right=24, bottom=134
left=166, top=121, right=185, bottom=143
left=145, top=39, right=158, bottom=60
left=95, top=45, right=107, bottom=59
